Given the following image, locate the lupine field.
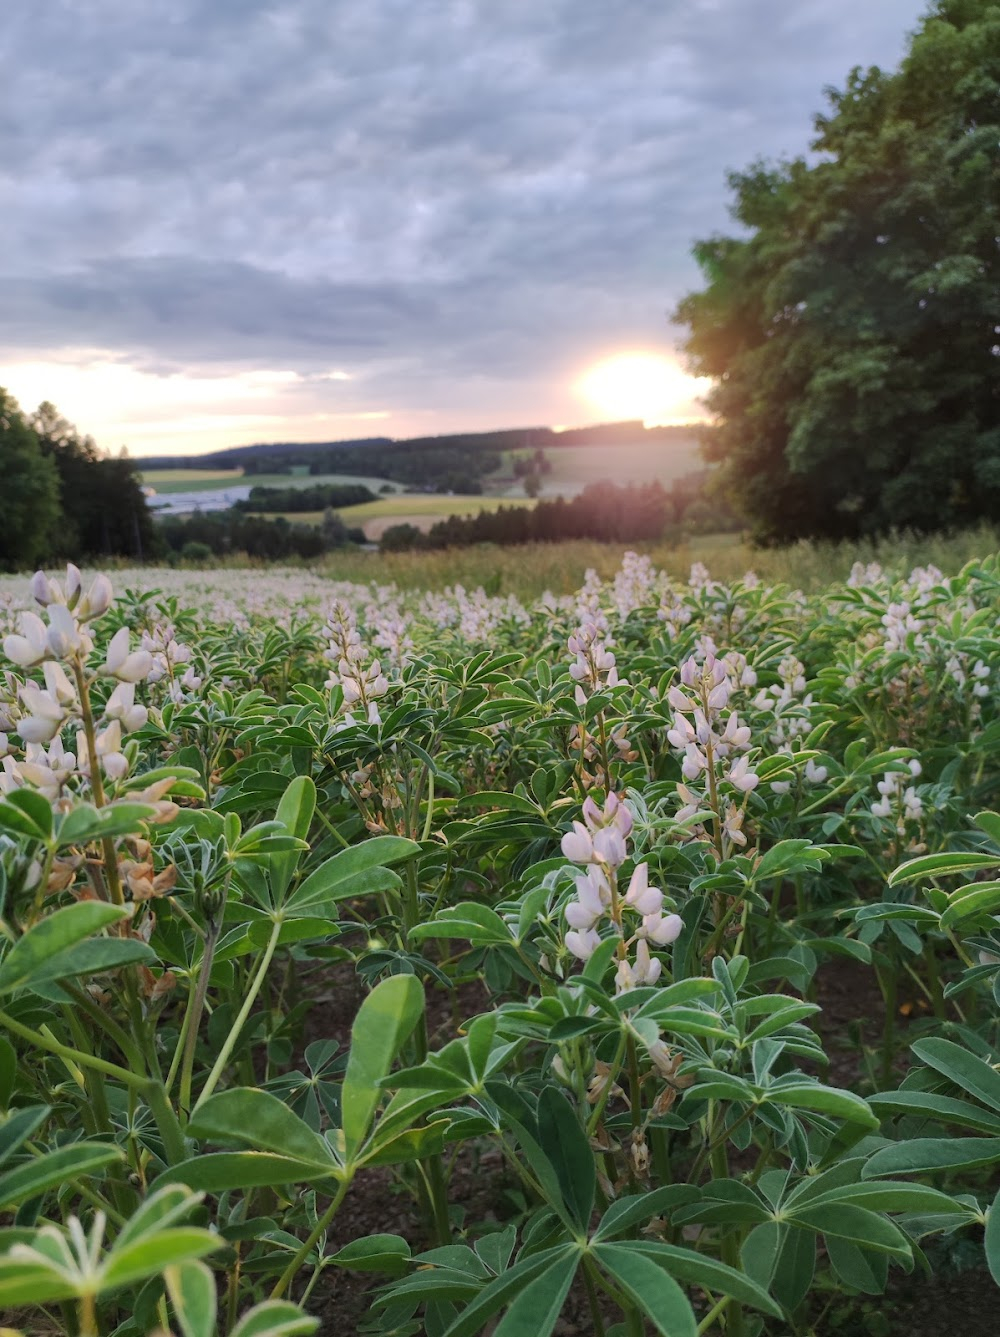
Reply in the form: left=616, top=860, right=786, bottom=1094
left=0, top=551, right=999, bottom=1336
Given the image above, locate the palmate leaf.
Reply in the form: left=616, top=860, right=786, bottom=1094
left=611, top=1240, right=783, bottom=1319
left=536, top=1086, right=594, bottom=1229
left=591, top=1244, right=697, bottom=1337
left=437, top=1245, right=575, bottom=1337
left=862, top=1137, right=1000, bottom=1177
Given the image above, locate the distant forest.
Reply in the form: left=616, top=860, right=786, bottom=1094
left=141, top=421, right=703, bottom=494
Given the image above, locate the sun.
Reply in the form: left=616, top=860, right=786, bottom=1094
left=575, top=352, right=709, bottom=426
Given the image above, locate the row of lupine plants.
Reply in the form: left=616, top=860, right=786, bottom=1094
left=0, top=552, right=996, bottom=1334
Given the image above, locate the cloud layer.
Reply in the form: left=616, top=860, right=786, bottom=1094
left=2, top=0, right=929, bottom=450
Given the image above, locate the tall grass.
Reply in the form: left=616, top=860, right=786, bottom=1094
left=317, top=524, right=1000, bottom=598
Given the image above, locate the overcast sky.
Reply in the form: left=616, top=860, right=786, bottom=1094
left=2, top=0, right=930, bottom=456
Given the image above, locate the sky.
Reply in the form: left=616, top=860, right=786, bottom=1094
left=2, top=0, right=930, bottom=457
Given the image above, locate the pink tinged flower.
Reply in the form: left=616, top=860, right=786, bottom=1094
left=30, top=571, right=57, bottom=606
left=707, top=681, right=730, bottom=711
left=616, top=939, right=662, bottom=994
left=573, top=684, right=588, bottom=707
left=679, top=657, right=699, bottom=687
left=64, top=565, right=83, bottom=606
left=667, top=712, right=695, bottom=749
left=582, top=796, right=603, bottom=829
left=78, top=575, right=114, bottom=621
left=565, top=927, right=602, bottom=961
left=721, top=713, right=751, bottom=750
left=4, top=612, right=49, bottom=668
left=728, top=756, right=759, bottom=793
left=16, top=683, right=65, bottom=744
left=804, top=758, right=828, bottom=784
left=667, top=686, right=696, bottom=712
left=681, top=745, right=706, bottom=781
left=43, top=661, right=77, bottom=707
left=592, top=826, right=627, bottom=868
left=562, top=822, right=595, bottom=863
left=624, top=863, right=663, bottom=917
left=45, top=604, right=82, bottom=659
left=643, top=912, right=684, bottom=946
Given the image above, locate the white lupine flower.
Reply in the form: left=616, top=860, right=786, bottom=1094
left=77, top=575, right=113, bottom=621
left=4, top=612, right=49, bottom=668
left=105, top=681, right=148, bottom=733
left=804, top=758, right=828, bottom=784
left=17, top=682, right=66, bottom=743
left=43, top=661, right=77, bottom=707
left=565, top=927, right=602, bottom=961
left=623, top=863, right=663, bottom=917
left=615, top=939, right=662, bottom=994
left=728, top=755, right=759, bottom=792
left=641, top=912, right=684, bottom=946
left=104, top=628, right=154, bottom=683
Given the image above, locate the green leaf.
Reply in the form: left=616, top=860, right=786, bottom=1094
left=0, top=1106, right=49, bottom=1167
left=0, top=1256, right=79, bottom=1306
left=56, top=802, right=157, bottom=846
left=536, top=1086, right=594, bottom=1228
left=868, top=1089, right=1000, bottom=1134
left=789, top=1204, right=911, bottom=1258
left=409, top=902, right=512, bottom=946
left=0, top=790, right=52, bottom=842
left=973, top=811, right=1000, bottom=848
left=159, top=1152, right=339, bottom=1193
left=490, top=1251, right=578, bottom=1337
left=887, top=851, right=999, bottom=887
left=342, top=974, right=424, bottom=1162
left=910, top=1037, right=1000, bottom=1112
left=438, top=1246, right=574, bottom=1337
left=986, top=1184, right=1000, bottom=1288
left=755, top=839, right=826, bottom=881
left=165, top=1259, right=217, bottom=1337
left=826, top=1237, right=888, bottom=1295
left=226, top=1299, right=320, bottom=1337
left=101, top=1227, right=222, bottom=1291
left=270, top=776, right=316, bottom=903
left=939, top=881, right=1000, bottom=928
left=806, top=1182, right=963, bottom=1215
left=114, top=1185, right=203, bottom=1250
left=862, top=1138, right=1000, bottom=1177
left=330, top=1234, right=411, bottom=1274
left=0, top=1142, right=123, bottom=1209
left=623, top=1240, right=783, bottom=1318
left=592, top=1186, right=702, bottom=1242
left=592, top=1243, right=697, bottom=1337
left=188, top=1089, right=335, bottom=1167
left=0, top=902, right=128, bottom=996
left=285, top=835, right=418, bottom=913
left=766, top=1082, right=878, bottom=1127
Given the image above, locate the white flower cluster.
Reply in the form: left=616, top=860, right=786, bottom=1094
left=612, top=551, right=658, bottom=619
left=667, top=653, right=757, bottom=850
left=324, top=599, right=388, bottom=724
left=561, top=792, right=683, bottom=993
left=0, top=567, right=153, bottom=797
left=567, top=622, right=624, bottom=702
left=871, top=760, right=923, bottom=825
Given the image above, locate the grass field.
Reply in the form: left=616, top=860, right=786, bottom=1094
left=309, top=525, right=1000, bottom=598
left=141, top=469, right=404, bottom=496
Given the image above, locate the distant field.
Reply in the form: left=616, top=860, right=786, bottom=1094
left=271, top=493, right=538, bottom=538
left=142, top=469, right=403, bottom=496
left=536, top=437, right=703, bottom=494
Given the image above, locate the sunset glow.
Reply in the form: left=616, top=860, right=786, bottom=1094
left=576, top=353, right=710, bottom=426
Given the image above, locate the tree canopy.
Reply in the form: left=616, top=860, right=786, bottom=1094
left=675, top=0, right=1000, bottom=542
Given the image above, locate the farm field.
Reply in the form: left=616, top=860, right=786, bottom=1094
left=273, top=491, right=539, bottom=537
left=141, top=467, right=405, bottom=495
left=0, top=542, right=999, bottom=1333
left=537, top=434, right=703, bottom=494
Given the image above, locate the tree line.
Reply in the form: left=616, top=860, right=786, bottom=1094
left=0, top=392, right=157, bottom=571
left=234, top=482, right=377, bottom=514
left=378, top=479, right=735, bottom=551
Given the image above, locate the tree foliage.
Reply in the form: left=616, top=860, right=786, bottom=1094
left=0, top=391, right=61, bottom=571
left=675, top=0, right=1000, bottom=542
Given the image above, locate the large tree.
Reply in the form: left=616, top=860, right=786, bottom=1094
left=0, top=390, right=61, bottom=571
left=30, top=402, right=157, bottom=561
left=674, top=0, right=1000, bottom=542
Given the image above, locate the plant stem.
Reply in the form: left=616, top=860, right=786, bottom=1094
left=0, top=1008, right=147, bottom=1088
left=193, top=916, right=283, bottom=1112
left=710, top=1137, right=745, bottom=1337
left=270, top=1176, right=352, bottom=1301
left=178, top=904, right=223, bottom=1117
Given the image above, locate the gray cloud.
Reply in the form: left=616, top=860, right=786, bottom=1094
left=1, top=0, right=930, bottom=441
